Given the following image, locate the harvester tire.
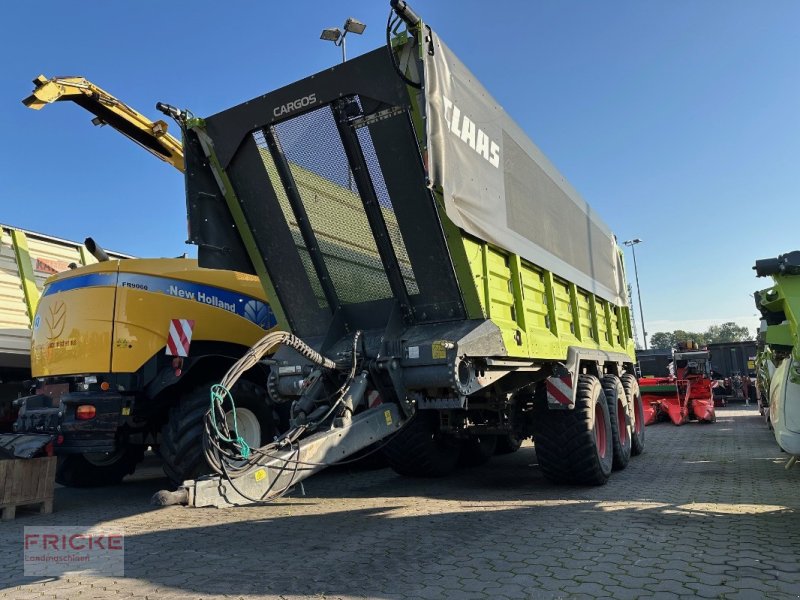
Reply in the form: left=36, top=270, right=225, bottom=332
left=621, top=374, right=646, bottom=456
left=55, top=445, right=145, bottom=487
left=383, top=410, right=461, bottom=477
left=495, top=433, right=524, bottom=455
left=602, top=375, right=632, bottom=471
left=532, top=374, right=613, bottom=486
left=460, top=435, right=497, bottom=466
left=161, top=380, right=275, bottom=486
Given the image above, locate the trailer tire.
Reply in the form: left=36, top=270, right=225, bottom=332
left=495, top=433, right=523, bottom=455
left=383, top=410, right=461, bottom=477
left=55, top=445, right=145, bottom=487
left=161, top=380, right=274, bottom=486
left=602, top=375, right=632, bottom=471
left=622, top=374, right=646, bottom=456
left=460, top=435, right=497, bottom=466
left=532, top=374, right=613, bottom=485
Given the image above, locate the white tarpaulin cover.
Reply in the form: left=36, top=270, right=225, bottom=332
left=423, top=33, right=625, bottom=305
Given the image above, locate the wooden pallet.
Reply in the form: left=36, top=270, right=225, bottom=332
left=0, top=456, right=56, bottom=521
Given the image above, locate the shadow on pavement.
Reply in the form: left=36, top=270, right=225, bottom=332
left=3, top=406, right=798, bottom=598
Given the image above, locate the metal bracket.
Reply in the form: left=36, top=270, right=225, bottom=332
left=183, top=404, right=403, bottom=508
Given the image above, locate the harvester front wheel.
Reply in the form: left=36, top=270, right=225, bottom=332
left=532, top=374, right=613, bottom=485
left=161, top=380, right=275, bottom=485
left=460, top=435, right=497, bottom=466
left=495, top=433, right=524, bottom=455
left=602, top=375, right=632, bottom=470
left=621, top=374, right=646, bottom=456
left=383, top=410, right=461, bottom=477
left=55, top=445, right=145, bottom=487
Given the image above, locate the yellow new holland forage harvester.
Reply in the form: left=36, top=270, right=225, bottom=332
left=13, top=76, right=280, bottom=486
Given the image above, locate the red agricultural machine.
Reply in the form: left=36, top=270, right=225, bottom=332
left=639, top=346, right=716, bottom=425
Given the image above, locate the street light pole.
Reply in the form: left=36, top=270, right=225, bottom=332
left=624, top=238, right=648, bottom=350
left=320, top=17, right=366, bottom=65
left=320, top=17, right=366, bottom=192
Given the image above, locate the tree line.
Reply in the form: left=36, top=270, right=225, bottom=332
left=648, top=322, right=753, bottom=350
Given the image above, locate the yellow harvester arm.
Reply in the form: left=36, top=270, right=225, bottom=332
left=23, top=74, right=184, bottom=172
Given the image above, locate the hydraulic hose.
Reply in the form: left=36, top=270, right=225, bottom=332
left=202, top=330, right=351, bottom=485
left=218, top=331, right=334, bottom=392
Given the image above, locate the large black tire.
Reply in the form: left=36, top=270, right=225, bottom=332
left=161, top=380, right=275, bottom=485
left=460, top=435, right=497, bottom=467
left=55, top=445, right=145, bottom=487
left=383, top=410, right=461, bottom=477
left=532, top=374, right=613, bottom=486
left=602, top=375, right=632, bottom=471
left=495, top=433, right=524, bottom=455
left=621, top=374, right=645, bottom=456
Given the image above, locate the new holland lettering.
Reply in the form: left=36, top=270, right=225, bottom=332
left=197, top=291, right=237, bottom=313
left=442, top=95, right=500, bottom=168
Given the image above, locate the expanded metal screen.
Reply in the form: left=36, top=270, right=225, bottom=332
left=253, top=101, right=422, bottom=307
left=355, top=123, right=419, bottom=294
left=252, top=129, right=329, bottom=308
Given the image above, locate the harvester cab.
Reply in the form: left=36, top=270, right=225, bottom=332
left=155, top=0, right=644, bottom=508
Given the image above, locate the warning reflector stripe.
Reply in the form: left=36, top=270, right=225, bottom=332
left=546, top=375, right=573, bottom=406
left=166, top=318, right=194, bottom=357
left=367, top=390, right=382, bottom=408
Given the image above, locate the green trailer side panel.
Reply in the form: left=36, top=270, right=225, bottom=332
left=568, top=282, right=583, bottom=342
left=462, top=233, right=635, bottom=361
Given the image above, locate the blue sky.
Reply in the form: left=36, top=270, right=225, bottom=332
left=2, top=1, right=799, bottom=345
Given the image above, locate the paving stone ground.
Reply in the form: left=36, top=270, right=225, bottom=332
left=1, top=406, right=799, bottom=599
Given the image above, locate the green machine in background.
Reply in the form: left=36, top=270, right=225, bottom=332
left=754, top=251, right=800, bottom=463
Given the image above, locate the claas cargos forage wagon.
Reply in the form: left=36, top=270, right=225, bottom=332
left=156, top=1, right=646, bottom=507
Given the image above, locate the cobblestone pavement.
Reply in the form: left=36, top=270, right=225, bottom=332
left=2, top=406, right=799, bottom=599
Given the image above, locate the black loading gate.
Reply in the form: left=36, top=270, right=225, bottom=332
left=186, top=48, right=466, bottom=339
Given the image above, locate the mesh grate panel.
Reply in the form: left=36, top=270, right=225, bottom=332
left=355, top=125, right=419, bottom=294
left=272, top=105, right=393, bottom=305
left=253, top=130, right=328, bottom=309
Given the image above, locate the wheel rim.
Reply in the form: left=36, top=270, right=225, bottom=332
left=617, top=397, right=628, bottom=444
left=226, top=407, right=261, bottom=448
left=594, top=403, right=607, bottom=458
left=84, top=449, right=123, bottom=467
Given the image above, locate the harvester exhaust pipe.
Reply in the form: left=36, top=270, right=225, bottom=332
left=84, top=237, right=110, bottom=262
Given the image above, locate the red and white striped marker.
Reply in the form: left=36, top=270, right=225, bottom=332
left=166, top=319, right=195, bottom=357
left=546, top=374, right=573, bottom=408
left=367, top=390, right=383, bottom=408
